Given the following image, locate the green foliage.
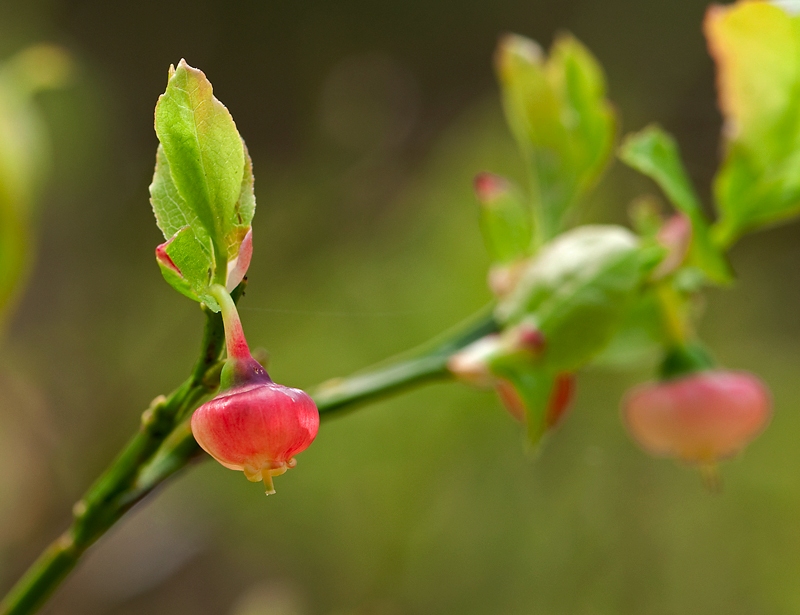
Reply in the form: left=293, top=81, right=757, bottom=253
left=706, top=2, right=800, bottom=247
left=0, top=45, right=72, bottom=327
left=495, top=33, right=616, bottom=241
left=156, top=226, right=218, bottom=304
left=151, top=60, right=255, bottom=307
left=496, top=225, right=645, bottom=372
left=592, top=288, right=666, bottom=368
left=474, top=173, right=532, bottom=263
left=619, top=125, right=733, bottom=284
left=491, top=364, right=555, bottom=445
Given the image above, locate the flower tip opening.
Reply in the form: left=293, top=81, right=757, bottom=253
left=242, top=460, right=297, bottom=495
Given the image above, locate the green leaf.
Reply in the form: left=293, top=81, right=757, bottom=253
left=619, top=125, right=733, bottom=284
left=151, top=144, right=212, bottom=247
left=232, top=141, right=256, bottom=247
left=474, top=172, right=532, bottom=263
left=151, top=60, right=256, bottom=304
left=495, top=33, right=616, bottom=240
left=156, top=226, right=217, bottom=308
left=0, top=45, right=72, bottom=326
left=705, top=2, right=800, bottom=246
left=592, top=288, right=665, bottom=368
left=492, top=366, right=556, bottom=447
left=496, top=225, right=644, bottom=371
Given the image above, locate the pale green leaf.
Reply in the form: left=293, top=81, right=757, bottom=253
left=150, top=144, right=211, bottom=246
left=591, top=289, right=665, bottom=368
left=495, top=33, right=616, bottom=240
left=157, top=226, right=217, bottom=307
left=496, top=225, right=643, bottom=371
left=0, top=45, right=72, bottom=325
left=154, top=59, right=245, bottom=283
left=705, top=2, right=800, bottom=246
left=491, top=366, right=555, bottom=447
left=475, top=173, right=532, bottom=263
left=619, top=125, right=733, bottom=284
left=151, top=60, right=257, bottom=305
left=227, top=142, right=255, bottom=253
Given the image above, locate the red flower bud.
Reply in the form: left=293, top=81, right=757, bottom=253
left=191, top=363, right=319, bottom=494
left=191, top=286, right=319, bottom=494
left=622, top=370, right=771, bottom=464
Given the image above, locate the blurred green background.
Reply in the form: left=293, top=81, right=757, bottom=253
left=3, top=0, right=800, bottom=613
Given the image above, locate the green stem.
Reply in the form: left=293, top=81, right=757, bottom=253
left=0, top=283, right=243, bottom=615
left=133, top=307, right=499, bottom=497
left=0, top=305, right=497, bottom=615
left=653, top=281, right=715, bottom=380
left=654, top=282, right=688, bottom=347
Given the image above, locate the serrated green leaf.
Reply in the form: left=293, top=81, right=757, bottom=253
left=619, top=125, right=733, bottom=284
left=154, top=59, right=246, bottom=286
left=705, top=2, right=800, bottom=246
left=495, top=33, right=616, bottom=240
left=496, top=225, right=643, bottom=371
left=474, top=173, right=532, bottom=263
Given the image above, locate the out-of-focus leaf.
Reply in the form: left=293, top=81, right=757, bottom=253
left=620, top=125, right=733, bottom=284
left=474, top=172, right=532, bottom=263
left=495, top=33, right=616, bottom=240
left=592, top=288, right=665, bottom=368
left=0, top=45, right=72, bottom=327
left=491, top=366, right=555, bottom=447
left=629, top=196, right=664, bottom=240
left=496, top=225, right=643, bottom=372
left=705, top=2, right=800, bottom=246
left=151, top=60, right=255, bottom=304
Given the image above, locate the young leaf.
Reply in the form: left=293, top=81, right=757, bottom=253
left=0, top=45, right=72, bottom=326
left=495, top=33, right=616, bottom=240
left=474, top=172, right=532, bottom=263
left=156, top=226, right=218, bottom=307
left=592, top=288, right=666, bottom=368
left=619, top=125, right=733, bottom=284
left=151, top=144, right=213, bottom=246
left=492, top=366, right=556, bottom=446
left=151, top=60, right=256, bottom=305
left=705, top=2, right=800, bottom=247
left=496, top=225, right=644, bottom=372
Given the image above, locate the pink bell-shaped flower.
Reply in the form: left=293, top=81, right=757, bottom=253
left=623, top=370, right=771, bottom=465
left=191, top=285, right=319, bottom=494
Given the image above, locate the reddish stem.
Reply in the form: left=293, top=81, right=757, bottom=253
left=209, top=285, right=250, bottom=361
